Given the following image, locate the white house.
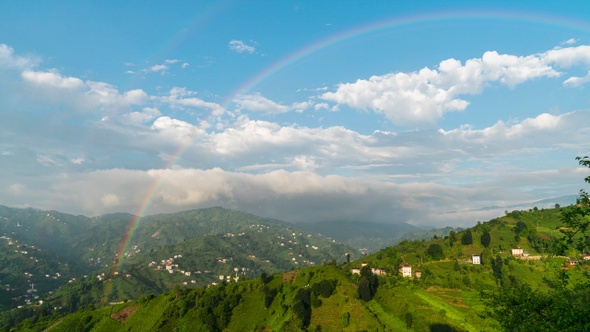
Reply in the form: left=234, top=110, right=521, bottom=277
left=371, top=268, right=387, bottom=276
left=400, top=264, right=412, bottom=277
left=472, top=255, right=481, bottom=265
left=511, top=248, right=523, bottom=257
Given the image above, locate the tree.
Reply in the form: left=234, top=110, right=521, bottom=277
left=405, top=312, right=413, bottom=329
left=558, top=156, right=590, bottom=252
left=358, top=265, right=378, bottom=301
left=461, top=229, right=473, bottom=245
left=491, top=254, right=503, bottom=281
left=293, top=288, right=312, bottom=328
left=449, top=230, right=457, bottom=247
left=357, top=278, right=373, bottom=301
left=481, top=230, right=491, bottom=248
left=426, top=243, right=444, bottom=260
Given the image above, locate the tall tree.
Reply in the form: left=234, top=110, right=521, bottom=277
left=461, top=229, right=473, bottom=245
left=480, top=230, right=491, bottom=248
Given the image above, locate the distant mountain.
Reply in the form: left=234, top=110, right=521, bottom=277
left=463, top=195, right=579, bottom=212
left=297, top=220, right=450, bottom=253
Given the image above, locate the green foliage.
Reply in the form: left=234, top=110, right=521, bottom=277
left=341, top=311, right=350, bottom=327
left=485, top=280, right=590, bottom=332
left=357, top=265, right=378, bottom=301
left=449, top=230, right=457, bottom=247
left=480, top=230, right=491, bottom=248
left=405, top=312, right=413, bottom=329
left=486, top=154, right=590, bottom=331
left=427, top=243, right=444, bottom=260
left=461, top=229, right=473, bottom=245
left=311, top=279, right=337, bottom=298
left=292, top=288, right=312, bottom=328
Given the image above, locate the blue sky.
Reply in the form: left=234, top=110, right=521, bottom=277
left=1, top=1, right=589, bottom=227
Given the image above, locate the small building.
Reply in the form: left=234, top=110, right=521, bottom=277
left=582, top=254, right=590, bottom=261
left=472, top=255, right=481, bottom=265
left=415, top=270, right=422, bottom=279
left=511, top=248, right=523, bottom=257
left=351, top=268, right=361, bottom=275
left=570, top=258, right=579, bottom=266
left=371, top=268, right=387, bottom=276
left=400, top=264, right=412, bottom=278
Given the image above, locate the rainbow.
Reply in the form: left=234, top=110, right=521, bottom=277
left=107, top=8, right=590, bottom=284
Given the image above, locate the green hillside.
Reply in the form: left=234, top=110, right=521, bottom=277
left=7, top=200, right=589, bottom=332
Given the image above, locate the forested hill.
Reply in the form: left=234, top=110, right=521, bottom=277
left=0, top=206, right=358, bottom=317
left=7, top=202, right=589, bottom=331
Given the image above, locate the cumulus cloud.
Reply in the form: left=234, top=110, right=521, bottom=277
left=229, top=40, right=255, bottom=54
left=22, top=70, right=83, bottom=89
left=21, top=69, right=148, bottom=112
left=321, top=45, right=590, bottom=127
left=234, top=93, right=289, bottom=114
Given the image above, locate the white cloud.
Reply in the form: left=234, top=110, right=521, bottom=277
left=0, top=44, right=38, bottom=70
left=144, top=64, right=168, bottom=73
left=322, top=45, right=590, bottom=127
left=21, top=69, right=148, bottom=112
left=563, top=70, right=590, bottom=87
left=22, top=70, right=84, bottom=89
left=121, top=107, right=161, bottom=125
left=151, top=116, right=205, bottom=145
left=291, top=101, right=313, bottom=113
left=141, top=59, right=187, bottom=74
left=229, top=40, right=255, bottom=54
left=542, top=45, right=590, bottom=67
left=101, top=193, right=120, bottom=207
left=563, top=38, right=578, bottom=45
left=314, top=103, right=329, bottom=111
left=234, top=93, right=289, bottom=114
left=160, top=87, right=225, bottom=115
left=70, top=157, right=85, bottom=165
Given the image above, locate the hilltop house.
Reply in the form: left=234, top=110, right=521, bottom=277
left=400, top=264, right=412, bottom=278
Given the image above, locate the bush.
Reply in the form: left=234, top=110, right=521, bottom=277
left=341, top=312, right=350, bottom=327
